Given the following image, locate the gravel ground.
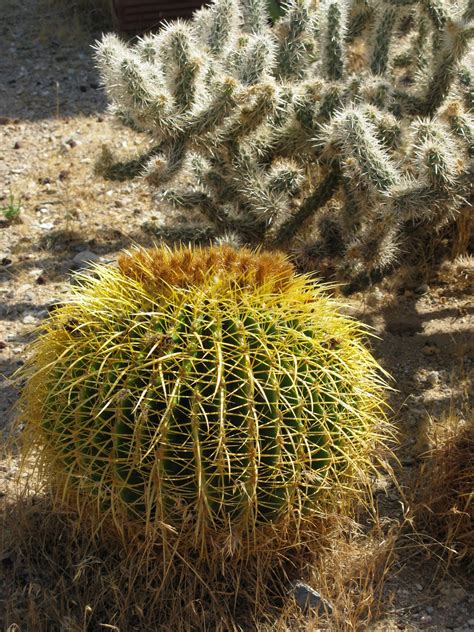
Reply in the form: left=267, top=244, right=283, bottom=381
left=1, top=1, right=473, bottom=630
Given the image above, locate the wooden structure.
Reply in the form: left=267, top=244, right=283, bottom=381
left=113, top=0, right=207, bottom=32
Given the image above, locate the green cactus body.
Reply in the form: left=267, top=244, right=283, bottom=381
left=20, top=246, right=388, bottom=548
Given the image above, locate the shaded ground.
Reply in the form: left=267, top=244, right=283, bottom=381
left=0, top=1, right=473, bottom=630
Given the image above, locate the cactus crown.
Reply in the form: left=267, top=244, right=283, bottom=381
left=95, top=0, right=473, bottom=286
left=118, top=244, right=295, bottom=291
left=18, top=245, right=388, bottom=556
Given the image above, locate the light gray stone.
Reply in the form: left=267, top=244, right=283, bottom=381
left=290, top=581, right=333, bottom=615
left=71, top=250, right=99, bottom=270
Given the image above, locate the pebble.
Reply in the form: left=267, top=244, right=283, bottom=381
left=426, top=370, right=440, bottom=386
left=415, top=283, right=429, bottom=294
left=27, top=268, right=44, bottom=278
left=22, top=314, right=37, bottom=325
left=71, top=250, right=99, bottom=269
left=290, top=581, right=333, bottom=615
left=468, top=620, right=474, bottom=627
left=366, top=287, right=384, bottom=307
left=45, top=298, right=64, bottom=313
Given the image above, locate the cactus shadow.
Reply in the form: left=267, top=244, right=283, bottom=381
left=363, top=294, right=472, bottom=430
left=1, top=0, right=109, bottom=122
left=0, top=355, right=23, bottom=438
left=0, top=226, right=156, bottom=288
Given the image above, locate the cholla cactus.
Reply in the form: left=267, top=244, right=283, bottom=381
left=95, top=0, right=473, bottom=286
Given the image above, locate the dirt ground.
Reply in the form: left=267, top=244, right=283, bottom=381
left=1, top=1, right=473, bottom=630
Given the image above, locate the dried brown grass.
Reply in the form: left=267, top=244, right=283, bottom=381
left=413, top=411, right=473, bottom=572
left=1, top=471, right=400, bottom=631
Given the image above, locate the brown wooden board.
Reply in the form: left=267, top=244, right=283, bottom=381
left=114, top=0, right=207, bottom=32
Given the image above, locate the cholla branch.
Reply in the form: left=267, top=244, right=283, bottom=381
left=95, top=0, right=474, bottom=286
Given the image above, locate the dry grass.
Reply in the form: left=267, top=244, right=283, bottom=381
left=412, top=410, right=473, bottom=572
left=1, top=474, right=400, bottom=631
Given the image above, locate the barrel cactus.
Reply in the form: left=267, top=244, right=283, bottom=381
left=19, top=245, right=388, bottom=557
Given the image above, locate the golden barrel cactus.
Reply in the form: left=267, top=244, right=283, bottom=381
left=19, top=245, right=388, bottom=556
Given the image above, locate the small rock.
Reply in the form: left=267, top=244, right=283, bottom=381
left=39, top=222, right=55, bottom=230
left=290, top=581, right=333, bottom=615
left=468, top=619, right=474, bottom=627
left=403, top=289, right=415, bottom=298
left=426, top=606, right=434, bottom=614
left=22, top=314, right=37, bottom=325
left=71, top=250, right=99, bottom=269
left=416, top=283, right=429, bottom=294
left=365, top=287, right=384, bottom=307
left=79, top=85, right=88, bottom=92
left=13, top=140, right=21, bottom=149
left=415, top=583, right=423, bottom=591
left=6, top=466, right=19, bottom=479
left=114, top=199, right=124, bottom=208
left=1, top=257, right=12, bottom=266
left=0, top=341, right=7, bottom=350
left=28, top=268, right=44, bottom=279
left=65, top=137, right=77, bottom=148
left=46, top=299, right=64, bottom=313
left=426, top=370, right=440, bottom=387
left=0, top=116, right=11, bottom=125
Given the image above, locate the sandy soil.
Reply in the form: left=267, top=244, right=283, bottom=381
left=0, top=1, right=473, bottom=630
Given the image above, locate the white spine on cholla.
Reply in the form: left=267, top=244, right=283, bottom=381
left=95, top=0, right=473, bottom=287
